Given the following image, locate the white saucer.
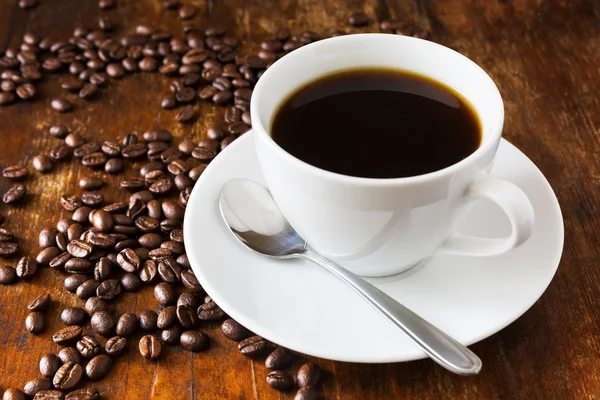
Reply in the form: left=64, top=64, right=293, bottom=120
left=184, top=131, right=564, bottom=363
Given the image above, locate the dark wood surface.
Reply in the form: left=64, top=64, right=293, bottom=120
left=1, top=0, right=599, bottom=399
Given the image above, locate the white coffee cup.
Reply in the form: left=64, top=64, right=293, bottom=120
left=251, top=33, right=534, bottom=277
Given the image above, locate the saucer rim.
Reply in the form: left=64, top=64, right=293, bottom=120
left=184, top=131, right=564, bottom=363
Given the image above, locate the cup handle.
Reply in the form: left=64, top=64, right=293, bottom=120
left=438, top=177, right=535, bottom=256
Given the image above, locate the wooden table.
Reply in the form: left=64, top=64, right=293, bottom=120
left=1, top=0, right=598, bottom=399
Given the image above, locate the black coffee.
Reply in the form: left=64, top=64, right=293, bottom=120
left=272, top=68, right=481, bottom=178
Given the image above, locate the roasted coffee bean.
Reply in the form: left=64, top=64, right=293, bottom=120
left=0, top=228, right=14, bottom=243
left=154, top=282, right=176, bottom=305
left=170, top=230, right=184, bottom=244
left=348, top=11, right=370, bottom=26
left=65, top=257, right=93, bottom=273
left=16, top=256, right=37, bottom=279
left=82, top=191, right=104, bottom=207
left=53, top=362, right=83, bottom=390
left=26, top=312, right=45, bottom=334
left=145, top=199, right=161, bottom=219
left=67, top=224, right=84, bottom=242
left=267, top=370, right=294, bottom=391
left=51, top=98, right=72, bottom=112
left=158, top=258, right=182, bottom=283
left=62, top=77, right=84, bottom=92
left=139, top=56, right=158, bottom=72
left=160, top=93, right=176, bottom=109
left=3, top=388, right=26, bottom=400
left=37, top=246, right=61, bottom=265
left=117, top=248, right=141, bottom=272
left=96, top=278, right=121, bottom=300
left=380, top=19, right=405, bottom=31
left=82, top=152, right=107, bottom=168
left=90, top=209, right=112, bottom=232
left=198, top=85, right=218, bottom=100
left=221, top=319, right=249, bottom=341
left=180, top=330, right=208, bottom=352
left=105, top=336, right=127, bottom=356
left=220, top=135, right=237, bottom=151
left=177, top=293, right=200, bottom=310
left=173, top=174, right=191, bottom=190
left=101, top=141, right=121, bottom=157
left=139, top=335, right=162, bottom=360
left=213, top=89, right=232, bottom=105
left=65, top=388, right=101, bottom=400
left=23, top=379, right=52, bottom=397
left=47, top=125, right=68, bottom=139
left=28, top=293, right=51, bottom=311
left=3, top=183, right=27, bottom=203
left=297, top=363, right=320, bottom=387
left=105, top=158, right=123, bottom=173
left=120, top=179, right=145, bottom=191
left=122, top=143, right=147, bottom=158
left=133, top=216, right=158, bottom=233
left=64, top=274, right=87, bottom=292
left=115, top=239, right=139, bottom=252
left=48, top=144, right=71, bottom=161
left=85, top=354, right=112, bottom=381
left=149, top=247, right=172, bottom=260
left=188, top=165, right=206, bottom=181
left=176, top=305, right=198, bottom=329
left=60, top=195, right=82, bottom=212
left=85, top=296, right=109, bottom=315
left=197, top=302, right=225, bottom=321
left=78, top=177, right=103, bottom=191
left=38, top=228, right=57, bottom=248
left=294, top=386, right=318, bottom=400
left=225, top=106, right=241, bottom=123
left=0, top=242, right=19, bottom=257
left=140, top=260, right=158, bottom=283
left=48, top=252, right=72, bottom=270
left=142, top=129, right=170, bottom=142
left=0, top=265, right=17, bottom=285
left=3, top=164, right=28, bottom=180
left=0, top=92, right=16, bottom=106
left=161, top=240, right=184, bottom=255
left=149, top=178, right=173, bottom=195
left=53, top=325, right=83, bottom=345
left=175, top=105, right=195, bottom=122
left=157, top=306, right=177, bottom=329
left=228, top=121, right=250, bottom=135
left=61, top=308, right=87, bottom=326
left=181, top=270, right=202, bottom=293
left=58, top=347, right=81, bottom=365
left=91, top=311, right=115, bottom=336
left=103, top=202, right=128, bottom=214
left=76, top=279, right=100, bottom=299
left=56, top=233, right=68, bottom=251
left=238, top=335, right=268, bottom=357
left=93, top=257, right=113, bottom=281
left=74, top=142, right=101, bottom=158
left=57, top=218, right=74, bottom=233
left=144, top=170, right=165, bottom=186
left=39, top=354, right=61, bottom=379
left=159, top=324, right=182, bottom=345
left=72, top=206, right=92, bottom=223
left=116, top=313, right=138, bottom=337
left=162, top=201, right=184, bottom=220
left=67, top=240, right=92, bottom=258
left=121, top=273, right=142, bottom=292
left=178, top=4, right=197, bottom=19
left=266, top=347, right=293, bottom=369
left=76, top=335, right=102, bottom=358
left=139, top=310, right=158, bottom=331
left=106, top=63, right=125, bottom=78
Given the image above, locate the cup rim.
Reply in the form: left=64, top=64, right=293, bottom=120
left=251, top=33, right=505, bottom=186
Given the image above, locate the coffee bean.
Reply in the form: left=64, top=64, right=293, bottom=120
left=50, top=252, right=71, bottom=269
left=161, top=201, right=184, bottom=220
left=58, top=347, right=81, bottom=365
left=380, top=19, right=405, bottom=31
left=122, top=143, right=147, bottom=158
left=74, top=142, right=101, bottom=158
left=197, top=301, right=225, bottom=321
left=177, top=292, right=201, bottom=309
left=198, top=85, right=218, bottom=100
left=90, top=209, right=113, bottom=233
left=104, top=336, right=126, bottom=356
left=157, top=306, right=177, bottom=329
left=228, top=121, right=250, bottom=135
left=225, top=106, right=241, bottom=123
left=348, top=11, right=370, bottom=26
left=115, top=313, right=138, bottom=337
left=120, top=179, right=145, bottom=191
left=267, top=370, right=294, bottom=391
left=92, top=258, right=112, bottom=281
left=0, top=92, right=16, bottom=106
left=294, top=386, right=318, bottom=400
left=139, top=233, right=162, bottom=249
left=139, top=310, right=158, bottom=331
left=3, top=164, right=28, bottom=180
left=149, top=178, right=173, bottom=195
left=36, top=247, right=60, bottom=265
left=238, top=335, right=269, bottom=357
left=117, top=248, right=141, bottom=272
left=179, top=4, right=197, bottom=19
left=139, top=56, right=159, bottom=72
left=85, top=354, right=112, bottom=381
left=53, top=326, right=83, bottom=345
left=213, top=89, right=232, bottom=105
left=64, top=274, right=87, bottom=292
left=0, top=242, right=19, bottom=258
left=67, top=224, right=84, bottom=241
left=221, top=319, right=248, bottom=341
left=179, top=330, right=208, bottom=352
left=220, top=135, right=237, bottom=150
left=91, top=311, right=115, bottom=336
left=76, top=335, right=102, bottom=358
left=100, top=141, right=122, bottom=157
left=16, top=256, right=37, bottom=279
left=3, top=388, right=26, bottom=400
left=178, top=139, right=195, bottom=156
left=106, top=63, right=125, bottom=78
left=3, top=183, right=27, bottom=203
left=32, top=389, right=64, bottom=400
left=28, top=293, right=51, bottom=311
left=139, top=335, right=162, bottom=360
left=105, top=158, right=123, bottom=174
left=53, top=362, right=83, bottom=390
left=38, top=228, right=57, bottom=248
left=159, top=324, right=182, bottom=345
left=175, top=105, right=195, bottom=122
left=103, top=202, right=129, bottom=214
left=297, top=363, right=320, bottom=387
left=84, top=297, right=109, bottom=317
left=65, top=388, right=100, bottom=400
left=177, top=305, right=198, bottom=329
left=26, top=312, right=45, bottom=334
left=149, top=248, right=172, bottom=261
left=154, top=282, right=176, bottom=305
left=76, top=279, right=100, bottom=299
left=96, top=278, right=121, bottom=300
left=140, top=260, right=158, bottom=283
left=67, top=240, right=93, bottom=258
left=39, top=354, right=61, bottom=378
left=181, top=270, right=202, bottom=293
left=51, top=98, right=72, bottom=112
left=78, top=177, right=103, bottom=191
left=161, top=93, right=176, bottom=109
left=23, top=379, right=52, bottom=397
left=82, top=152, right=107, bottom=168
left=60, top=196, right=82, bottom=212
left=120, top=273, right=142, bottom=292
left=56, top=232, right=69, bottom=250
left=61, top=308, right=87, bottom=326
left=158, top=258, right=182, bottom=283
left=0, top=228, right=14, bottom=243
left=72, top=206, right=92, bottom=223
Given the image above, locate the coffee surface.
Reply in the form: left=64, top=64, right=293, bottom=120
left=272, top=68, right=481, bottom=178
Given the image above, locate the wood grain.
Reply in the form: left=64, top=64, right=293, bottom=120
left=0, top=0, right=599, bottom=399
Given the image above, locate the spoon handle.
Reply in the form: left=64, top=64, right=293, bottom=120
left=302, top=247, right=482, bottom=375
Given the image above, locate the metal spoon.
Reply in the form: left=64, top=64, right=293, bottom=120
left=219, top=178, right=482, bottom=375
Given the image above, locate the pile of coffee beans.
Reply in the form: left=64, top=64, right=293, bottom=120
left=1, top=2, right=429, bottom=399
